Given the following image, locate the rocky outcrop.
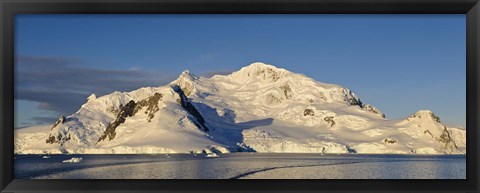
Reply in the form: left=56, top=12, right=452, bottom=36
left=46, top=116, right=68, bottom=144
left=424, top=130, right=434, bottom=137
left=256, top=67, right=281, bottom=82
left=324, top=116, right=335, bottom=127
left=407, top=110, right=441, bottom=123
left=437, top=126, right=458, bottom=153
left=303, top=109, right=315, bottom=116
left=383, top=137, right=398, bottom=144
left=347, top=97, right=362, bottom=106
left=51, top=116, right=66, bottom=130
left=173, top=85, right=209, bottom=132
left=406, top=110, right=459, bottom=153
left=362, top=104, right=386, bottom=118
left=98, top=100, right=137, bottom=142
left=134, top=93, right=163, bottom=122
left=279, top=84, right=293, bottom=99
left=98, top=93, right=163, bottom=142
left=341, top=88, right=362, bottom=106
left=46, top=133, right=71, bottom=145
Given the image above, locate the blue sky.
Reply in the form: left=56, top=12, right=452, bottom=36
left=14, top=14, right=466, bottom=128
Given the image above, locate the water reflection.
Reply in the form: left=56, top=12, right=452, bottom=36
left=14, top=154, right=466, bottom=179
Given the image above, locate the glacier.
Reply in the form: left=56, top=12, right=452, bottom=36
left=14, top=62, right=466, bottom=155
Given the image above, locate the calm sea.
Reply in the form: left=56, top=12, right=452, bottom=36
left=14, top=153, right=466, bottom=179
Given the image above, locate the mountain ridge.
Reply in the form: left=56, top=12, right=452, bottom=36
left=14, top=62, right=466, bottom=155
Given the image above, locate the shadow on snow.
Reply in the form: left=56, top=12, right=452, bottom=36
left=190, top=101, right=273, bottom=152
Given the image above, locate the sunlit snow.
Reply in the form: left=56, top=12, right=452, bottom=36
left=14, top=62, right=466, bottom=155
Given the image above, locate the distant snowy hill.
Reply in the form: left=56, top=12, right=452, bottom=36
left=15, top=62, right=466, bottom=154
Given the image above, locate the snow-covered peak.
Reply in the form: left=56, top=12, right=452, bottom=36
left=14, top=62, right=466, bottom=155
left=87, top=93, right=97, bottom=101
left=177, top=70, right=198, bottom=81
left=401, top=110, right=445, bottom=138
left=415, top=109, right=435, bottom=115
left=228, top=62, right=290, bottom=83
left=170, top=70, right=199, bottom=96
left=243, top=62, right=285, bottom=71
left=206, top=62, right=364, bottom=107
left=407, top=110, right=441, bottom=123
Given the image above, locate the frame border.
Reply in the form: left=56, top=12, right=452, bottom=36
left=1, top=0, right=479, bottom=192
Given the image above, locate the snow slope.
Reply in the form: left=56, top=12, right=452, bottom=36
left=15, top=62, right=466, bottom=154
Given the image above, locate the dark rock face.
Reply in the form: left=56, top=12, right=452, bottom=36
left=279, top=84, right=293, bottom=99
left=303, top=109, right=315, bottom=116
left=432, top=114, right=441, bottom=123
left=46, top=116, right=68, bottom=144
left=256, top=68, right=281, bottom=82
left=46, top=135, right=56, bottom=144
left=98, top=100, right=137, bottom=142
left=343, top=89, right=362, bottom=106
left=347, top=147, right=357, bottom=153
left=424, top=130, right=434, bottom=137
left=134, top=93, right=163, bottom=122
left=383, top=137, right=398, bottom=144
left=324, top=116, right=335, bottom=127
left=424, top=125, right=458, bottom=153
left=46, top=133, right=71, bottom=145
left=408, top=111, right=441, bottom=123
left=347, top=97, right=362, bottom=106
left=362, top=104, right=385, bottom=118
left=173, top=85, right=209, bottom=132
left=98, top=93, right=163, bottom=142
left=51, top=116, right=66, bottom=130
left=437, top=126, right=458, bottom=152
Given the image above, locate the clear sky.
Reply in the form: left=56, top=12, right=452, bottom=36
left=14, top=14, right=466, bottom=128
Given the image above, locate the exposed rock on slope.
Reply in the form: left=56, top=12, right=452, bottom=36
left=16, top=62, right=466, bottom=155
left=362, top=104, right=385, bottom=118
left=173, top=85, right=209, bottom=132
left=98, top=100, right=137, bottom=142
left=46, top=116, right=68, bottom=144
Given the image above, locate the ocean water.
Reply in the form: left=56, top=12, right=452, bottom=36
left=14, top=153, right=465, bottom=179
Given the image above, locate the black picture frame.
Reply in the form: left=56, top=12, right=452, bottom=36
left=1, top=0, right=479, bottom=192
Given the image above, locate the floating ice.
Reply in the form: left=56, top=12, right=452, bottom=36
left=62, top=157, right=83, bottom=163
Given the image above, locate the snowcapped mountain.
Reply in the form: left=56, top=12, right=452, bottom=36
left=15, top=62, right=466, bottom=154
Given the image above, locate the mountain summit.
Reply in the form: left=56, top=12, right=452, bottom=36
left=15, top=62, right=466, bottom=155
